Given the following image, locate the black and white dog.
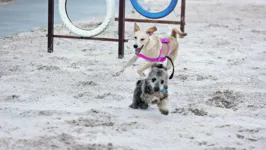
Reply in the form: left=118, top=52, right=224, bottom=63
left=129, top=63, right=170, bottom=115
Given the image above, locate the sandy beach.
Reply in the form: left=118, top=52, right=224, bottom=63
left=0, top=0, right=266, bottom=149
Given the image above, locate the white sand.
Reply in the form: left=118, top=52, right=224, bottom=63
left=0, top=0, right=266, bottom=149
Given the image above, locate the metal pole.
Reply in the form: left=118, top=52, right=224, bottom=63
left=47, top=0, right=54, bottom=53
left=180, top=0, right=186, bottom=32
left=118, top=0, right=126, bottom=59
left=52, top=34, right=128, bottom=42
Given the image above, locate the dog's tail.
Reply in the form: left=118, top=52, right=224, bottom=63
left=171, top=28, right=186, bottom=39
left=166, top=56, right=174, bottom=80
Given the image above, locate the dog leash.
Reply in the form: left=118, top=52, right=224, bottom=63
left=166, top=56, right=174, bottom=79
left=136, top=39, right=175, bottom=79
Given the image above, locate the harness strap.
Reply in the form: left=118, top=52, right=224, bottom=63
left=136, top=38, right=175, bottom=79
left=136, top=38, right=170, bottom=62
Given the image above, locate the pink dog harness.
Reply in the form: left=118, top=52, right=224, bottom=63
left=136, top=39, right=170, bottom=62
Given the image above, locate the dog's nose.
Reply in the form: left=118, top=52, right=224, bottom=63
left=133, top=45, right=138, bottom=48
left=154, top=87, right=160, bottom=92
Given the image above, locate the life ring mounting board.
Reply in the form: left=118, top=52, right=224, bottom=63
left=58, top=0, right=115, bottom=37
left=130, top=0, right=178, bottom=19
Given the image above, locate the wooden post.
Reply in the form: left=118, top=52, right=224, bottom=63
left=118, top=0, right=126, bottom=59
left=47, top=0, right=54, bottom=53
left=180, top=0, right=186, bottom=32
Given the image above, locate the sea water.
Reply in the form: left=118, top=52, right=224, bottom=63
left=0, top=0, right=135, bottom=37
left=0, top=0, right=161, bottom=37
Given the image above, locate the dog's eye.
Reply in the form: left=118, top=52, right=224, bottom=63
left=135, top=36, right=137, bottom=39
left=140, top=38, right=145, bottom=41
left=152, top=78, right=156, bottom=82
left=161, top=80, right=164, bottom=84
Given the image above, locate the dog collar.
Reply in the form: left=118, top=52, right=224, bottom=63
left=161, top=88, right=167, bottom=93
left=136, top=39, right=170, bottom=62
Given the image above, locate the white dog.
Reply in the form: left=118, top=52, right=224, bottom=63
left=117, top=23, right=185, bottom=77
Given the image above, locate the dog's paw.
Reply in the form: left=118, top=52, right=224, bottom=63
left=113, top=70, right=124, bottom=76
left=129, top=103, right=138, bottom=109
left=137, top=70, right=146, bottom=77
left=139, top=103, right=149, bottom=110
left=159, top=109, right=169, bottom=115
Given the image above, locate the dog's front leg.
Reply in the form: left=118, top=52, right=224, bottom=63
left=137, top=62, right=153, bottom=77
left=151, top=96, right=160, bottom=104
left=122, top=55, right=138, bottom=71
left=116, top=56, right=138, bottom=76
left=157, top=98, right=169, bottom=115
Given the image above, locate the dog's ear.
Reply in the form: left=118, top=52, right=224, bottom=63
left=151, top=63, right=164, bottom=69
left=134, top=23, right=140, bottom=32
left=151, top=63, right=158, bottom=68
left=156, top=64, right=164, bottom=69
left=146, top=26, right=157, bottom=35
left=136, top=80, right=142, bottom=86
left=144, top=79, right=153, bottom=94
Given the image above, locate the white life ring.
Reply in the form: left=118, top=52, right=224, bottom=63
left=58, top=0, right=115, bottom=37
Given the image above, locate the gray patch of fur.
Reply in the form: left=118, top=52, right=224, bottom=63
left=130, top=63, right=169, bottom=115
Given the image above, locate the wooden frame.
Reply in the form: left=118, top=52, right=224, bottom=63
left=47, top=0, right=186, bottom=59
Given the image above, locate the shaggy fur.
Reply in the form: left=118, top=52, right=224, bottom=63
left=129, top=63, right=170, bottom=115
